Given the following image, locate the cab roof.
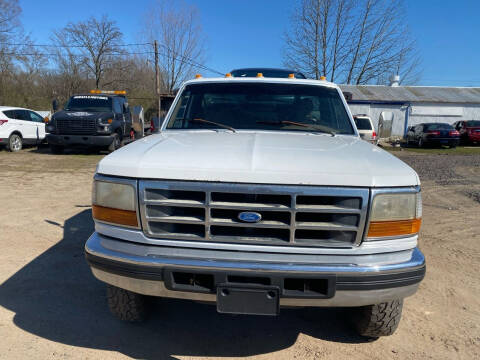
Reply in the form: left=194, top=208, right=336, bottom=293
left=183, top=76, right=338, bottom=89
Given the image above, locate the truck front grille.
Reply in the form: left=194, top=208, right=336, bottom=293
left=139, top=181, right=369, bottom=248
left=56, top=118, right=96, bottom=135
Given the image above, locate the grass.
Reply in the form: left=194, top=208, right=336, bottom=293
left=385, top=145, right=480, bottom=155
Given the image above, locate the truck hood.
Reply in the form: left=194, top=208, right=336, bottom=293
left=97, top=131, right=419, bottom=187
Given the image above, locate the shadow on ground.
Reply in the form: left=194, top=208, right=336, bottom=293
left=31, top=146, right=107, bottom=155
left=0, top=210, right=368, bottom=359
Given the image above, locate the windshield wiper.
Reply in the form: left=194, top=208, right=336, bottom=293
left=256, top=120, right=336, bottom=136
left=190, top=118, right=236, bottom=133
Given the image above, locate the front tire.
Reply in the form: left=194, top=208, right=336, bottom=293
left=354, top=299, right=403, bottom=338
left=7, top=134, right=22, bottom=152
left=106, top=285, right=147, bottom=322
left=107, top=132, right=121, bottom=152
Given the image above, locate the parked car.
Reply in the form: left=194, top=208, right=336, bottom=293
left=46, top=90, right=135, bottom=154
left=453, top=120, right=480, bottom=145
left=353, top=114, right=377, bottom=144
left=230, top=67, right=307, bottom=79
left=85, top=75, right=425, bottom=338
left=406, top=123, right=459, bottom=148
left=0, top=106, right=46, bottom=152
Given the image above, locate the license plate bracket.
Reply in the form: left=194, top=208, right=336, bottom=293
left=216, top=284, right=280, bottom=316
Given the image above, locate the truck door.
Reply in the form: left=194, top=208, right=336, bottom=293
left=112, top=98, right=125, bottom=135
left=122, top=98, right=132, bottom=136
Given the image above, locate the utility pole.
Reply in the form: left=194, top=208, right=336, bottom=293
left=154, top=40, right=161, bottom=120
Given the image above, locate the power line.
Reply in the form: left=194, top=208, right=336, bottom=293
left=0, top=42, right=152, bottom=48
left=0, top=40, right=224, bottom=75
left=1, top=51, right=154, bottom=57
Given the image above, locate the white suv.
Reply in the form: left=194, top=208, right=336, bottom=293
left=0, top=106, right=46, bottom=152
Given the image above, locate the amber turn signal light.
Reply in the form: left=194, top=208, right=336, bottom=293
left=367, top=218, right=421, bottom=238
left=92, top=205, right=138, bottom=227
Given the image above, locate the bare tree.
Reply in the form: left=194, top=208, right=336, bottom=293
left=142, top=1, right=206, bottom=93
left=56, top=16, right=124, bottom=89
left=284, top=0, right=421, bottom=85
left=0, top=0, right=22, bottom=103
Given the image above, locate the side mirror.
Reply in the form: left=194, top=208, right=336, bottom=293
left=52, top=99, right=58, bottom=112
left=123, top=102, right=129, bottom=113
left=342, top=91, right=353, bottom=101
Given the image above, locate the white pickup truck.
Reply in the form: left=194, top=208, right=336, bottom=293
left=85, top=76, right=425, bottom=338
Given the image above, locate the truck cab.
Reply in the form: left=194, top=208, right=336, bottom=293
left=85, top=76, right=425, bottom=338
left=46, top=91, right=133, bottom=153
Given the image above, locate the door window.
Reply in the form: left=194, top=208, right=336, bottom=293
left=3, top=110, right=22, bottom=119
left=28, top=111, right=44, bottom=123
left=113, top=98, right=122, bottom=114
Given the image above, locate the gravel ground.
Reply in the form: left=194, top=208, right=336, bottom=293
left=392, top=151, right=480, bottom=186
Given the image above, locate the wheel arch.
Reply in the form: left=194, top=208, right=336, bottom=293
left=9, top=130, right=23, bottom=139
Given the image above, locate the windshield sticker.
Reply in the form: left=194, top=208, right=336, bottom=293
left=73, top=96, right=108, bottom=100
left=67, top=112, right=93, bottom=116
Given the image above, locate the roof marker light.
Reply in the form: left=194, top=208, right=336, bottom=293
left=89, top=90, right=126, bottom=95
left=320, top=76, right=327, bottom=81
left=256, top=73, right=263, bottom=78
left=195, top=74, right=202, bottom=79
left=288, top=73, right=295, bottom=79
left=225, top=73, right=232, bottom=78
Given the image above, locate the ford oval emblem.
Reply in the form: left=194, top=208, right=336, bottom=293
left=238, top=211, right=262, bottom=223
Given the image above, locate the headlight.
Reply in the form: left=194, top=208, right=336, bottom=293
left=92, top=180, right=138, bottom=228
left=99, top=118, right=113, bottom=125
left=366, top=191, right=422, bottom=239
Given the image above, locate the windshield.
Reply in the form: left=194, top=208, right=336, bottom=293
left=425, top=123, right=453, bottom=131
left=354, top=117, right=372, bottom=130
left=466, top=120, right=480, bottom=127
left=65, top=96, right=112, bottom=112
left=166, top=83, right=354, bottom=134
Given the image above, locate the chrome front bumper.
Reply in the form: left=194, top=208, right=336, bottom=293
left=85, top=232, right=425, bottom=307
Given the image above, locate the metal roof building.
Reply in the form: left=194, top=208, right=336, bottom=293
left=339, top=84, right=480, bottom=137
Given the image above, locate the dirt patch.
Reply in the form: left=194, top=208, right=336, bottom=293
left=0, top=148, right=478, bottom=359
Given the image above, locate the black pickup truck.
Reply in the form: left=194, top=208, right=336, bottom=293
left=46, top=92, right=134, bottom=153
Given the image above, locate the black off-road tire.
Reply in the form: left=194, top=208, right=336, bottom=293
left=106, top=285, right=147, bottom=322
left=354, top=299, right=403, bottom=338
left=49, top=145, right=64, bottom=154
left=107, top=132, right=121, bottom=152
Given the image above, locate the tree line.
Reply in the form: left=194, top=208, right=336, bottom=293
left=0, top=0, right=207, bottom=117
left=0, top=0, right=420, bottom=117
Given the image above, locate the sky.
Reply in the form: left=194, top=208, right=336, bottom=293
left=19, top=0, right=480, bottom=87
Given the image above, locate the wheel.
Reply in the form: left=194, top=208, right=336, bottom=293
left=49, top=145, right=64, bottom=154
left=354, top=299, right=403, bottom=338
left=450, top=143, right=457, bottom=149
left=107, top=132, right=121, bottom=152
left=418, top=138, right=424, bottom=148
left=106, top=285, right=147, bottom=322
left=7, top=134, right=22, bottom=152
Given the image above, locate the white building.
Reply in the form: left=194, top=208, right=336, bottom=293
left=339, top=84, right=480, bottom=137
